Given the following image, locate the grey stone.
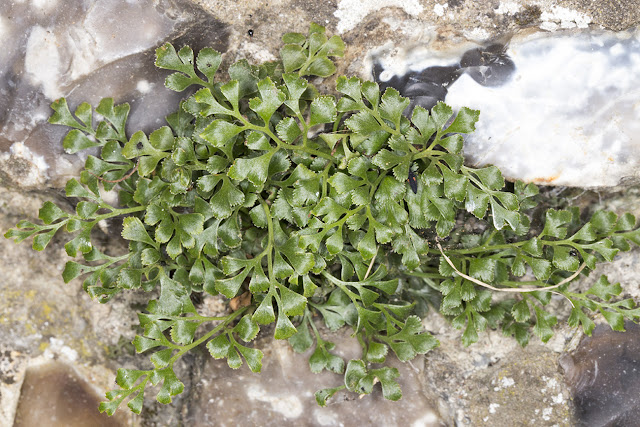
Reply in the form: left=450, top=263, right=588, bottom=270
left=372, top=27, right=640, bottom=187
left=185, top=329, right=443, bottom=427
left=13, top=362, right=127, bottom=427
left=0, top=0, right=228, bottom=189
left=560, top=322, right=640, bottom=426
left=1, top=1, right=640, bottom=426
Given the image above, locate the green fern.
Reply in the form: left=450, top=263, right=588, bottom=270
left=6, top=23, right=640, bottom=415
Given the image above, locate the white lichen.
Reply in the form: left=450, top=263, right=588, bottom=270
left=495, top=2, right=521, bottom=15
left=246, top=385, right=303, bottom=418
left=24, top=25, right=62, bottom=100
left=334, top=0, right=424, bottom=33
left=433, top=3, right=446, bottom=17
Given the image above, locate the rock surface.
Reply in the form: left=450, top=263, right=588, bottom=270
left=0, top=0, right=228, bottom=189
left=561, top=322, right=640, bottom=426
left=185, top=330, right=442, bottom=426
left=1, top=1, right=640, bottom=427
left=373, top=28, right=640, bottom=186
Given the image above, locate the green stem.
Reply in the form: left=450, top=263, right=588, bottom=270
left=405, top=271, right=446, bottom=280
left=260, top=198, right=275, bottom=283
left=169, top=306, right=248, bottom=365
left=96, top=205, right=146, bottom=220
left=239, top=117, right=336, bottom=163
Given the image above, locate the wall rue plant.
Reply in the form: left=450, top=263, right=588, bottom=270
left=6, top=23, right=640, bottom=415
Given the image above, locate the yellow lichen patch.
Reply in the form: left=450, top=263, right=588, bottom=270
left=40, top=302, right=53, bottom=320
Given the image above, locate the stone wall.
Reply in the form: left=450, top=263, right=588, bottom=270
left=1, top=1, right=639, bottom=426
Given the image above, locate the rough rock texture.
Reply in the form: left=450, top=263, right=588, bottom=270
left=2, top=1, right=640, bottom=426
left=185, top=329, right=442, bottom=426
left=420, top=308, right=577, bottom=426
left=13, top=362, right=126, bottom=427
left=0, top=0, right=229, bottom=189
left=373, top=28, right=640, bottom=187
left=561, top=322, right=640, bottom=426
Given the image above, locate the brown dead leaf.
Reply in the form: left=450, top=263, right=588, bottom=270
left=230, top=291, right=251, bottom=311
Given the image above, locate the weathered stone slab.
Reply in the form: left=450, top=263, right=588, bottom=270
left=1, top=1, right=640, bottom=426
left=561, top=322, right=640, bottom=426
left=0, top=0, right=228, bottom=188
left=185, top=329, right=443, bottom=426
left=372, top=27, right=640, bottom=187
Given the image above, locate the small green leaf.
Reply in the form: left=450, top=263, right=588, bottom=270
left=193, top=88, right=234, bottom=116
left=586, top=275, right=621, bottom=301
left=378, top=88, right=409, bottom=127
left=366, top=341, right=388, bottom=363
left=64, top=229, right=92, bottom=256
left=65, top=178, right=95, bottom=199
left=235, top=345, right=263, bottom=372
left=209, top=178, right=245, bottom=219
left=430, top=102, right=453, bottom=129
left=216, top=269, right=249, bottom=299
left=253, top=295, right=276, bottom=325
left=95, top=98, right=129, bottom=137
left=229, top=149, right=276, bottom=185
left=132, top=336, right=160, bottom=353
left=490, top=198, right=520, bottom=231
left=328, top=172, right=364, bottom=193
left=170, top=320, right=199, bottom=345
left=49, top=98, right=88, bottom=129
left=150, top=348, right=174, bottom=369
left=469, top=258, right=496, bottom=282
left=552, top=246, right=580, bottom=271
left=127, top=392, right=144, bottom=414
left=281, top=44, right=306, bottom=73
left=200, top=120, right=244, bottom=147
left=372, top=366, right=402, bottom=401
left=357, top=227, right=377, bottom=260
left=568, top=307, right=596, bottom=335
left=309, top=342, right=344, bottom=374
left=207, top=334, right=231, bottom=359
left=234, top=315, right=260, bottom=342
left=274, top=313, right=297, bottom=339
left=62, top=261, right=85, bottom=283
left=275, top=117, right=302, bottom=143
left=472, top=166, right=504, bottom=190
left=326, top=229, right=344, bottom=255
left=39, top=201, right=67, bottom=224
left=441, top=167, right=467, bottom=202
left=445, top=107, right=480, bottom=134
left=461, top=318, right=479, bottom=347
left=156, top=273, right=195, bottom=316
left=196, top=48, right=222, bottom=83
left=116, top=369, right=147, bottom=389
left=601, top=310, right=625, bottom=332
left=279, top=285, right=307, bottom=317
left=307, top=57, right=336, bottom=77
left=282, top=32, right=306, bottom=45
left=309, top=96, right=337, bottom=126
left=152, top=368, right=184, bottom=404
left=315, top=386, right=344, bottom=407
left=63, top=129, right=99, bottom=154
left=344, top=359, right=367, bottom=392
left=250, top=77, right=286, bottom=125
left=76, top=201, right=99, bottom=219
left=122, top=217, right=157, bottom=247
left=345, top=110, right=381, bottom=135
left=541, top=209, right=572, bottom=239
left=289, top=323, right=313, bottom=353
left=512, top=300, right=531, bottom=322
left=533, top=306, right=557, bottom=343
